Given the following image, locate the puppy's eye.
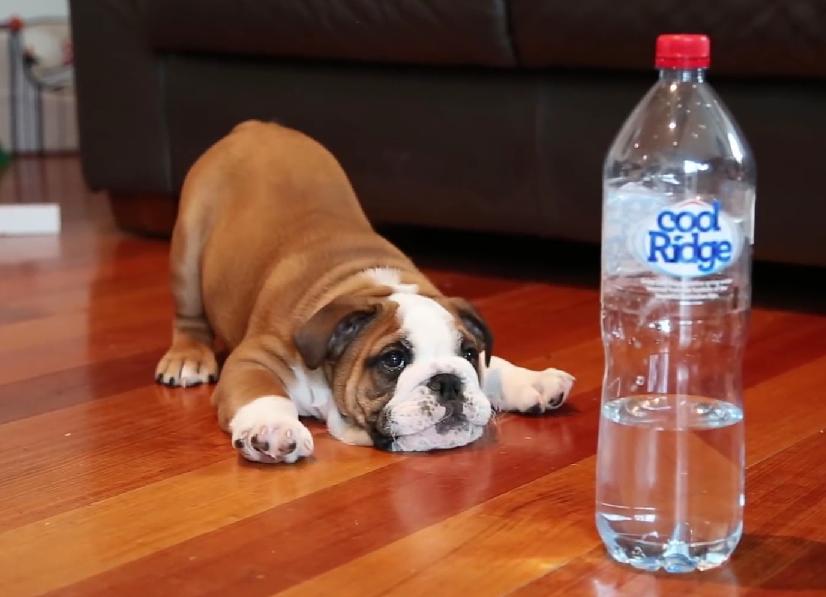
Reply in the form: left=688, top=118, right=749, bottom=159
left=462, top=346, right=479, bottom=364
left=379, top=350, right=407, bottom=373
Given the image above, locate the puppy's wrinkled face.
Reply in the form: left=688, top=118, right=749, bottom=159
left=294, top=292, right=493, bottom=451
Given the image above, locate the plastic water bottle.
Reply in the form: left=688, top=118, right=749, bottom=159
left=596, top=34, right=755, bottom=573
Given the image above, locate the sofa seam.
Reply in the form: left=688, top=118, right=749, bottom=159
left=500, top=0, right=522, bottom=66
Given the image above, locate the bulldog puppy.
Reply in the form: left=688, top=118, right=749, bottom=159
left=156, top=121, right=574, bottom=463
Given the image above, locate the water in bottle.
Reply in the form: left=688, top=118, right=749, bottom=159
left=596, top=34, right=755, bottom=573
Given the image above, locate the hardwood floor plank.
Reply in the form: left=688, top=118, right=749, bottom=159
left=740, top=356, right=826, bottom=466
left=0, top=385, right=224, bottom=529
left=473, top=284, right=599, bottom=363
left=0, top=318, right=169, bottom=386
left=280, top=455, right=600, bottom=597
left=736, top=310, right=826, bottom=389
left=0, top=440, right=398, bottom=596
left=416, top=268, right=525, bottom=301
left=0, top=237, right=166, bottom=289
left=0, top=269, right=167, bottom=324
left=0, top=285, right=170, bottom=353
left=0, top=350, right=162, bottom=424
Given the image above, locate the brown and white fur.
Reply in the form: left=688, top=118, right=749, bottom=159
left=155, top=121, right=574, bottom=463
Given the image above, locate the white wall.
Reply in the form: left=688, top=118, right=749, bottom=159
left=0, top=0, right=69, bottom=20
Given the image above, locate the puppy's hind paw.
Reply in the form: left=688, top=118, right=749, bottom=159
left=155, top=342, right=218, bottom=387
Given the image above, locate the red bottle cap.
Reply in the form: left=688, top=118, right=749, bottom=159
left=655, top=34, right=710, bottom=69
left=7, top=16, right=23, bottom=32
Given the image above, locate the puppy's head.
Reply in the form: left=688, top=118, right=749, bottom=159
left=294, top=293, right=493, bottom=451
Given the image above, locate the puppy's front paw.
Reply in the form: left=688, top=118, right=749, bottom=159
left=230, top=396, right=314, bottom=464
left=501, top=367, right=575, bottom=414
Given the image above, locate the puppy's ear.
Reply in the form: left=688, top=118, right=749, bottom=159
left=446, top=298, right=493, bottom=367
left=294, top=298, right=379, bottom=369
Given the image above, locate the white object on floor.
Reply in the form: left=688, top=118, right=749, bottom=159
left=0, top=203, right=61, bottom=235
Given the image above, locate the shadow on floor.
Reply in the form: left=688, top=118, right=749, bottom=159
left=690, top=534, right=826, bottom=591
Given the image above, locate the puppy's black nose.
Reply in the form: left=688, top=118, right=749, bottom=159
left=427, top=373, right=463, bottom=403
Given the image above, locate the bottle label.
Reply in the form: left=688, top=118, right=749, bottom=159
left=629, top=198, right=743, bottom=277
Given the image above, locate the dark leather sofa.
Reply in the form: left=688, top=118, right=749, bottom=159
left=69, top=1, right=826, bottom=266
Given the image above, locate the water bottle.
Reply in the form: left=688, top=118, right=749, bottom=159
left=596, top=34, right=755, bottom=573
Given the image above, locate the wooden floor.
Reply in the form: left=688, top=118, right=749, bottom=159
left=0, top=156, right=825, bottom=596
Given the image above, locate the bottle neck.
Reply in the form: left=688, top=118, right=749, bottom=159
left=658, top=68, right=706, bottom=83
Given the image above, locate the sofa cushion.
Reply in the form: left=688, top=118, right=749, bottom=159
left=510, top=0, right=826, bottom=78
left=138, top=0, right=516, bottom=67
